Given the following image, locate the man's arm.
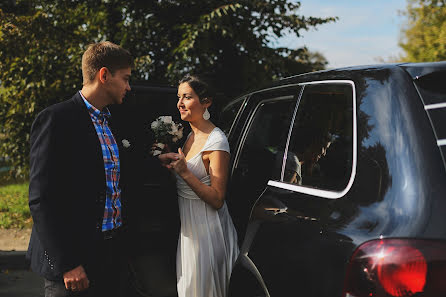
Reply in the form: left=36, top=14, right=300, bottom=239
left=28, top=109, right=81, bottom=273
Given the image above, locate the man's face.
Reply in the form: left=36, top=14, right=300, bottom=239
left=106, top=67, right=131, bottom=105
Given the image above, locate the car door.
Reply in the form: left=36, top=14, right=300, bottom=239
left=225, top=86, right=302, bottom=243
left=229, top=81, right=356, bottom=297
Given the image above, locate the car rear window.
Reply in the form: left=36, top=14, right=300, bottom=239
left=414, top=71, right=446, bottom=169
left=413, top=71, right=446, bottom=105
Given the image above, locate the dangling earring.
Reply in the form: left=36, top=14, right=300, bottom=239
left=203, top=108, right=210, bottom=120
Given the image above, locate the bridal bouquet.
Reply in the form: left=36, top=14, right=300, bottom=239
left=150, top=116, right=184, bottom=156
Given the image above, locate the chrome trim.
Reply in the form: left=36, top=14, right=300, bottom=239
left=268, top=80, right=358, bottom=199
left=232, top=95, right=297, bottom=176
left=268, top=180, right=347, bottom=199
left=239, top=255, right=271, bottom=297
left=244, top=83, right=302, bottom=97
left=425, top=102, right=446, bottom=110
left=224, top=96, right=248, bottom=137
left=438, top=139, right=446, bottom=146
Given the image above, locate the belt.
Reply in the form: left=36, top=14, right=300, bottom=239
left=102, top=227, right=122, bottom=240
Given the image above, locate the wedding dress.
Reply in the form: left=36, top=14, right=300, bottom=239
left=176, top=127, right=239, bottom=297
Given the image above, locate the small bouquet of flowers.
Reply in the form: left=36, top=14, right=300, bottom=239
left=150, top=116, right=184, bottom=156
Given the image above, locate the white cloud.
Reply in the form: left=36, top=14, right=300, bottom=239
left=276, top=0, right=407, bottom=68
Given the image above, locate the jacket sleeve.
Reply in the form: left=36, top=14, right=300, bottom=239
left=28, top=109, right=81, bottom=274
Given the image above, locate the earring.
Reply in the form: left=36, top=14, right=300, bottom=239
left=203, top=108, right=210, bottom=120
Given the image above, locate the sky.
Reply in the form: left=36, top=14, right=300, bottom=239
left=276, top=0, right=408, bottom=69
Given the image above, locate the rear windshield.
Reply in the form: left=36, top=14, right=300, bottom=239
left=413, top=71, right=446, bottom=105
left=414, top=71, right=446, bottom=171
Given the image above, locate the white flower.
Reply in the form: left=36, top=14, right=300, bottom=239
left=159, top=116, right=172, bottom=124
left=152, top=150, right=162, bottom=156
left=122, top=139, right=131, bottom=148
left=150, top=115, right=183, bottom=148
left=176, top=129, right=183, bottom=139
left=151, top=121, right=160, bottom=130
left=156, top=143, right=165, bottom=149
left=170, top=124, right=178, bottom=134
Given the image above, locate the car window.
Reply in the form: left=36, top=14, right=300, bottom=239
left=283, top=83, right=354, bottom=191
left=220, top=96, right=246, bottom=136
left=414, top=71, right=446, bottom=169
left=235, top=95, right=297, bottom=183
left=413, top=70, right=446, bottom=105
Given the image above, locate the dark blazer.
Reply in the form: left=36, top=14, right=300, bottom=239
left=27, top=92, right=126, bottom=280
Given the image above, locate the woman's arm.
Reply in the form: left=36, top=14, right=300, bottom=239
left=172, top=148, right=230, bottom=209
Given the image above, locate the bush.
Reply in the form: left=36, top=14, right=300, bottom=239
left=0, top=182, right=32, bottom=229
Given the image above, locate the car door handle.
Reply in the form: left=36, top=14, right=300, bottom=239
left=264, top=207, right=288, bottom=215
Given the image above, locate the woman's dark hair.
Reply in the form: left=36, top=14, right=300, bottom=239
left=179, top=74, right=215, bottom=103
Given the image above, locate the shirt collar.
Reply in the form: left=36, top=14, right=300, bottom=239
left=79, top=91, right=111, bottom=121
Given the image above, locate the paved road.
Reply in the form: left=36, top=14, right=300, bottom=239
left=0, top=251, right=177, bottom=297
left=0, top=251, right=44, bottom=297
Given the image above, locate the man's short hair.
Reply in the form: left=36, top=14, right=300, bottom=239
left=81, top=41, right=134, bottom=84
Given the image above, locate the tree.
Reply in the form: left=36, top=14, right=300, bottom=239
left=0, top=0, right=337, bottom=176
left=399, top=0, right=446, bottom=62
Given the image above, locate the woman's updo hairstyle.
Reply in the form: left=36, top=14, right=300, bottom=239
left=179, top=74, right=215, bottom=104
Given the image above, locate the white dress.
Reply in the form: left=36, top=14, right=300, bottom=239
left=176, top=127, right=239, bottom=297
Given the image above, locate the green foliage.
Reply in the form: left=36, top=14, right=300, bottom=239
left=0, top=1, right=98, bottom=177
left=0, top=0, right=337, bottom=176
left=399, top=0, right=446, bottom=62
left=0, top=182, right=31, bottom=229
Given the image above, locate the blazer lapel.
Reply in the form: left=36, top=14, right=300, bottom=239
left=72, top=93, right=105, bottom=182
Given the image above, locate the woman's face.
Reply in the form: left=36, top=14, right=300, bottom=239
left=177, top=82, right=209, bottom=122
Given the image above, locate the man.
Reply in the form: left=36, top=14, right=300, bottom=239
left=27, top=41, right=170, bottom=297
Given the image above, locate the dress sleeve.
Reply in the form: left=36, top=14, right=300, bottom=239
left=203, top=129, right=230, bottom=154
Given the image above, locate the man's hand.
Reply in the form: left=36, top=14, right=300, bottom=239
left=158, top=152, right=179, bottom=169
left=63, top=265, right=89, bottom=292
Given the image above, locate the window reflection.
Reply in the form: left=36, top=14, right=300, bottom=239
left=238, top=97, right=297, bottom=186
left=220, top=96, right=245, bottom=136
left=285, top=83, right=353, bottom=191
left=275, top=151, right=302, bottom=185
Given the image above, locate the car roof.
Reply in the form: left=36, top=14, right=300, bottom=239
left=275, top=61, right=444, bottom=82
left=229, top=61, right=442, bottom=96
left=398, top=61, right=446, bottom=79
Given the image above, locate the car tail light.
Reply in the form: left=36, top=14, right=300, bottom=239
left=342, top=239, right=446, bottom=297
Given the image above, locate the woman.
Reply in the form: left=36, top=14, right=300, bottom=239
left=162, top=74, right=239, bottom=297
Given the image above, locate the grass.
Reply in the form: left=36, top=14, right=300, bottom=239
left=0, top=182, right=32, bottom=229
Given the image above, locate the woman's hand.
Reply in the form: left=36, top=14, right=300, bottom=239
left=169, top=148, right=189, bottom=177
left=158, top=152, right=179, bottom=169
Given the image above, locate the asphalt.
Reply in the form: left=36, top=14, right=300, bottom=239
left=0, top=251, right=44, bottom=297
left=0, top=251, right=176, bottom=297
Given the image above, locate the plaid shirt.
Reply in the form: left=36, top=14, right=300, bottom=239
left=80, top=92, right=122, bottom=232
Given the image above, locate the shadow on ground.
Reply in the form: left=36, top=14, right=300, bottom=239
left=0, top=251, right=44, bottom=297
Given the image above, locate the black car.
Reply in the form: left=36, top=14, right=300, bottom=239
left=221, top=62, right=446, bottom=297
left=109, top=84, right=181, bottom=297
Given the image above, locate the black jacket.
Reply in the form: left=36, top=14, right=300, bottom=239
left=27, top=92, right=128, bottom=280
left=27, top=91, right=180, bottom=281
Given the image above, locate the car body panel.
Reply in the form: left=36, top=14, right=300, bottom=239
left=227, top=62, right=446, bottom=297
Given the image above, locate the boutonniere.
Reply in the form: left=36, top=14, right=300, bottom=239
left=121, top=139, right=131, bottom=148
